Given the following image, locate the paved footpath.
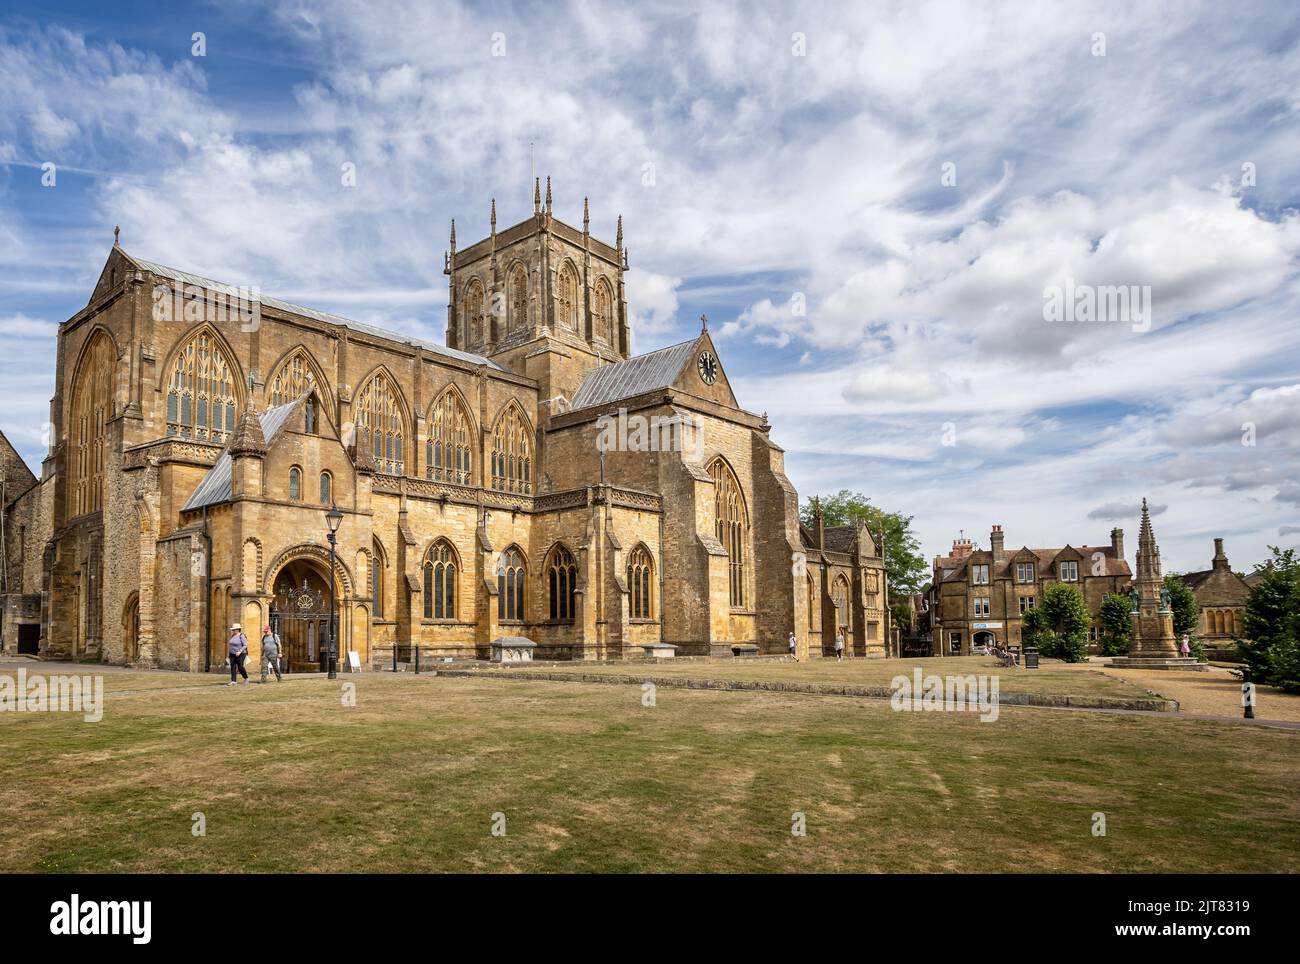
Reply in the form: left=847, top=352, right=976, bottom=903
left=1061, top=659, right=1300, bottom=724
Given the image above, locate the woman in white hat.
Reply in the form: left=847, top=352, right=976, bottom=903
left=228, top=623, right=249, bottom=685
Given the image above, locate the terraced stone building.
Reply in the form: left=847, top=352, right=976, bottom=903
left=927, top=524, right=1132, bottom=655
left=0, top=185, right=888, bottom=670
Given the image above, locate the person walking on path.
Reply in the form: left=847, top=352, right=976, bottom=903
left=788, top=631, right=798, bottom=662
left=228, top=624, right=249, bottom=686
left=261, top=625, right=282, bottom=682
left=835, top=629, right=845, bottom=661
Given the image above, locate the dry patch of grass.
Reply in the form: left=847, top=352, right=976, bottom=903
left=1, top=669, right=1297, bottom=873
left=492, top=655, right=1154, bottom=700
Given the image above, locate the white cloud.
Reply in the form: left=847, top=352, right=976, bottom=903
left=2, top=1, right=1298, bottom=573
left=624, top=268, right=681, bottom=339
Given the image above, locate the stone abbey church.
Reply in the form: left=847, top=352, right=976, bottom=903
left=0, top=184, right=890, bottom=672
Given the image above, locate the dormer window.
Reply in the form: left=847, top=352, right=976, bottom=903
left=1016, top=562, right=1035, bottom=583
left=971, top=564, right=990, bottom=585
left=1059, top=560, right=1079, bottom=582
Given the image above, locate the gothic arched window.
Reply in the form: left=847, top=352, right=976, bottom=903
left=426, top=389, right=473, bottom=485
left=508, top=264, right=528, bottom=331
left=547, top=545, right=578, bottom=622
left=627, top=545, right=653, bottom=620
left=268, top=348, right=323, bottom=408
left=709, top=458, right=749, bottom=609
left=497, top=547, right=526, bottom=622
left=371, top=539, right=385, bottom=618
left=556, top=262, right=578, bottom=329
left=423, top=540, right=458, bottom=620
left=592, top=278, right=614, bottom=343
left=356, top=370, right=406, bottom=476
left=490, top=404, right=532, bottom=494
left=288, top=466, right=302, bottom=501
left=319, top=471, right=332, bottom=505
left=68, top=329, right=115, bottom=516
left=462, top=279, right=485, bottom=347
left=832, top=576, right=851, bottom=635
left=166, top=328, right=238, bottom=443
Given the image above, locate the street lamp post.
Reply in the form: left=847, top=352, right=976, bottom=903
left=325, top=504, right=344, bottom=680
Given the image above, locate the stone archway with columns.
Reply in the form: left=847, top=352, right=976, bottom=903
left=259, top=543, right=362, bottom=668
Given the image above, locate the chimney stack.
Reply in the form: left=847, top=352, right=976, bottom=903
left=1111, top=527, right=1125, bottom=562
left=1213, top=537, right=1229, bottom=569
left=949, top=537, right=974, bottom=561
left=990, top=525, right=1005, bottom=560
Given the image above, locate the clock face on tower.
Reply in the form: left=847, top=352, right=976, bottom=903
left=697, top=350, right=719, bottom=385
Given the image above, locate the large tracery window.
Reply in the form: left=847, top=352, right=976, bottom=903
left=592, top=278, right=614, bottom=343
left=462, top=279, right=485, bottom=347
left=166, top=329, right=238, bottom=443
left=269, top=349, right=320, bottom=408
left=556, top=262, right=578, bottom=330
left=497, top=547, right=526, bottom=622
left=490, top=404, right=532, bottom=494
left=547, top=545, right=578, bottom=622
left=423, top=540, right=458, bottom=620
left=426, top=389, right=472, bottom=485
left=356, top=371, right=406, bottom=476
left=508, top=264, right=528, bottom=331
left=709, top=458, right=749, bottom=609
left=627, top=545, right=653, bottom=620
left=68, top=329, right=115, bottom=516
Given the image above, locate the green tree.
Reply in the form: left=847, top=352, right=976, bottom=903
left=1097, top=592, right=1132, bottom=656
left=1164, top=574, right=1200, bottom=638
left=800, top=491, right=927, bottom=596
left=1022, top=582, right=1091, bottom=662
left=1239, top=548, right=1300, bottom=689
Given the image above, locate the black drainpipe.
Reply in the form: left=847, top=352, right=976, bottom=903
left=202, top=506, right=213, bottom=673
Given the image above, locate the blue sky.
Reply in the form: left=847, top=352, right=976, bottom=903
left=2, top=0, right=1299, bottom=574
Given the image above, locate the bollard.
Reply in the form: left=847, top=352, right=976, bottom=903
left=1243, top=668, right=1255, bottom=720
left=392, top=645, right=397, bottom=674
left=415, top=646, right=421, bottom=675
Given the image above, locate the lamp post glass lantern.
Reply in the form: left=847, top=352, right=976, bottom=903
left=325, top=505, right=344, bottom=678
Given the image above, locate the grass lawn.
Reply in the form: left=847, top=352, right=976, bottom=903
left=487, top=654, right=1160, bottom=700
left=2, top=669, right=1298, bottom=873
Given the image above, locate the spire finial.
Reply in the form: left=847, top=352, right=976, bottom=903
left=616, top=214, right=623, bottom=248
left=113, top=225, right=120, bottom=246
left=583, top=196, right=590, bottom=231
left=534, top=177, right=541, bottom=214
left=490, top=198, right=496, bottom=232
left=449, top=218, right=456, bottom=251
left=700, top=313, right=709, bottom=332
left=545, top=175, right=552, bottom=213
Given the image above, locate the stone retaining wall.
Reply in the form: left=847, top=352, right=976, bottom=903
left=426, top=668, right=1180, bottom=713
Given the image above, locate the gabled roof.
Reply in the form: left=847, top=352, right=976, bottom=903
left=936, top=545, right=1131, bottom=582
left=115, top=249, right=507, bottom=372
left=569, top=338, right=697, bottom=410
left=181, top=398, right=303, bottom=512
left=0, top=429, right=38, bottom=507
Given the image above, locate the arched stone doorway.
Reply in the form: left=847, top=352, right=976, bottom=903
left=122, top=593, right=140, bottom=663
left=269, top=560, right=337, bottom=673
